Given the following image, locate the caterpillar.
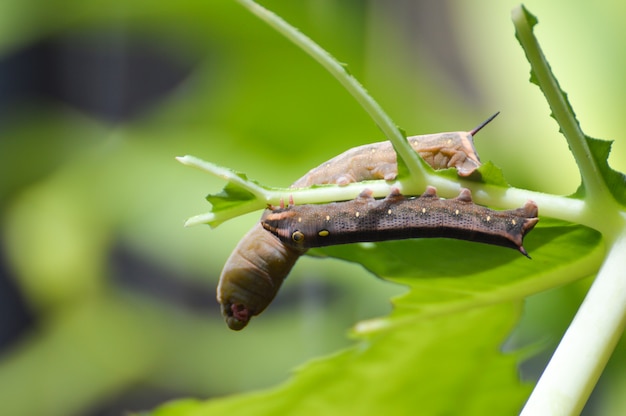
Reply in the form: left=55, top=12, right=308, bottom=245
left=218, top=115, right=497, bottom=330
left=262, top=187, right=539, bottom=257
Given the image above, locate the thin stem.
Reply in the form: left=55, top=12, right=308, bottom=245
left=236, top=0, right=429, bottom=186
left=512, top=5, right=626, bottom=414
left=184, top=200, right=264, bottom=227
left=512, top=6, right=613, bottom=208
left=521, top=233, right=626, bottom=415
left=178, top=155, right=599, bottom=231
left=176, top=156, right=269, bottom=199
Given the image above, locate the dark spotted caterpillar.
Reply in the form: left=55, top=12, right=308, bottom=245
left=218, top=115, right=499, bottom=330
left=262, top=187, right=538, bottom=257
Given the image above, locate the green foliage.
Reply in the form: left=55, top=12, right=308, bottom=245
left=207, top=181, right=256, bottom=209
left=475, top=161, right=510, bottom=187
left=569, top=135, right=626, bottom=204
left=1, top=1, right=625, bottom=415
left=156, top=305, right=530, bottom=416
left=168, top=2, right=626, bottom=415
left=514, top=6, right=626, bottom=212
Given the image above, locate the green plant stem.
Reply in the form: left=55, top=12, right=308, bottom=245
left=521, top=233, right=626, bottom=416
left=184, top=200, right=263, bottom=228
left=188, top=1, right=609, bottom=234
left=178, top=155, right=595, bottom=229
left=512, top=5, right=626, bottom=414
left=512, top=6, right=614, bottom=211
left=176, top=156, right=268, bottom=198
left=235, top=0, right=430, bottom=187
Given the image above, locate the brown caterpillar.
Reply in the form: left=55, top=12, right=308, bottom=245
left=262, top=187, right=539, bottom=257
left=218, top=115, right=497, bottom=330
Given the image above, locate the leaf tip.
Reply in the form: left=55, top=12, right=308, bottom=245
left=184, top=213, right=216, bottom=227
left=176, top=155, right=191, bottom=165
left=512, top=4, right=538, bottom=28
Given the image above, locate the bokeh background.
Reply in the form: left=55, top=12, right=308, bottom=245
left=0, top=1, right=624, bottom=415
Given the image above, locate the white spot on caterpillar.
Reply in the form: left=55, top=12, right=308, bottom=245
left=421, top=208, right=426, bottom=214
left=387, top=209, right=392, bottom=215
left=298, top=217, right=302, bottom=223
left=512, top=219, right=517, bottom=225
left=455, top=209, right=459, bottom=215
left=486, top=215, right=491, bottom=222
left=355, top=211, right=360, bottom=218
left=325, top=215, right=330, bottom=221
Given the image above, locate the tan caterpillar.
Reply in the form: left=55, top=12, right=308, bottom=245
left=262, top=187, right=538, bottom=257
left=218, top=114, right=497, bottom=330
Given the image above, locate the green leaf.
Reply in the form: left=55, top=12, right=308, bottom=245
left=475, top=161, right=509, bottom=187
left=151, top=218, right=603, bottom=415
left=512, top=6, right=626, bottom=413
left=153, top=303, right=531, bottom=416
left=513, top=5, right=626, bottom=209
left=570, top=136, right=626, bottom=206
left=312, top=219, right=602, bottom=317
left=149, top=399, right=202, bottom=416
left=432, top=160, right=509, bottom=187
left=206, top=182, right=256, bottom=212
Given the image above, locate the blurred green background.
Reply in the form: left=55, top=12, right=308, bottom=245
left=0, top=1, right=624, bottom=415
